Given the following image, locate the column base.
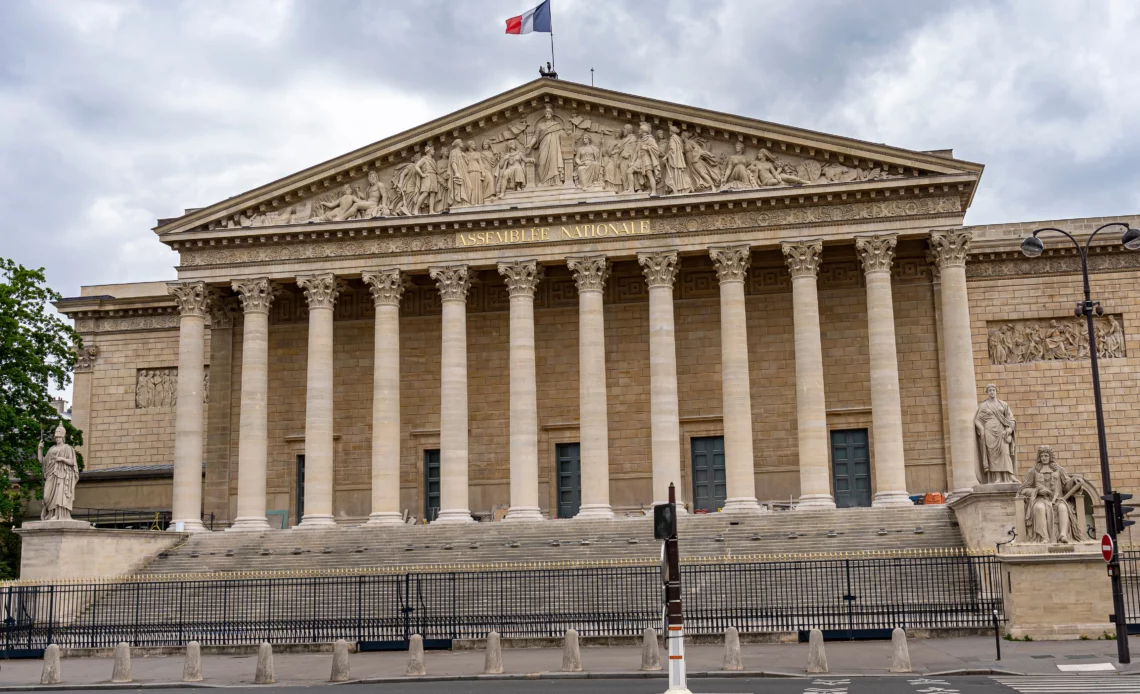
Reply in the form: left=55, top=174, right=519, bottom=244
left=946, top=487, right=975, bottom=504
left=168, top=519, right=210, bottom=533
left=503, top=506, right=545, bottom=522
left=362, top=512, right=405, bottom=527
left=720, top=497, right=766, bottom=514
left=574, top=504, right=615, bottom=520
left=226, top=516, right=272, bottom=532
left=293, top=514, right=338, bottom=529
left=872, top=491, right=915, bottom=508
left=796, top=494, right=836, bottom=510
left=433, top=509, right=475, bottom=524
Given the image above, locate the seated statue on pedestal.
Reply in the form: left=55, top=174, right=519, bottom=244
left=1017, top=445, right=1096, bottom=544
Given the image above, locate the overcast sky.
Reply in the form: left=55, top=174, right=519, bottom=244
left=3, top=0, right=1139, bottom=301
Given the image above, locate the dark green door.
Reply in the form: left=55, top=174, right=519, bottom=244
left=295, top=455, right=305, bottom=523
left=831, top=429, right=871, bottom=508
left=556, top=443, right=581, bottom=518
left=691, top=436, right=727, bottom=512
left=424, top=449, right=441, bottom=522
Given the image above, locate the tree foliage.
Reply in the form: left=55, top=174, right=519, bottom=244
left=0, top=258, right=82, bottom=523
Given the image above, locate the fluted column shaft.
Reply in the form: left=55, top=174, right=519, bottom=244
left=228, top=279, right=276, bottom=531
left=500, top=261, right=543, bottom=521
left=168, top=282, right=210, bottom=532
left=568, top=256, right=614, bottom=519
left=782, top=241, right=835, bottom=510
left=295, top=273, right=341, bottom=528
left=931, top=230, right=979, bottom=498
left=431, top=265, right=475, bottom=523
left=638, top=251, right=685, bottom=510
left=363, top=269, right=404, bottom=525
left=856, top=236, right=911, bottom=507
left=710, top=246, right=761, bottom=513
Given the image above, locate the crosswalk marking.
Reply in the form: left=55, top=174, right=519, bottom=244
left=993, top=676, right=1140, bottom=693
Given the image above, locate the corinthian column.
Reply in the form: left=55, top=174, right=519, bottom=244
left=638, top=251, right=685, bottom=511
left=567, top=255, right=614, bottom=519
left=429, top=265, right=475, bottom=524
left=167, top=281, right=211, bottom=532
left=295, top=273, right=342, bottom=528
left=498, top=261, right=544, bottom=521
left=710, top=245, right=761, bottom=513
left=228, top=278, right=277, bottom=531
left=782, top=240, right=835, bottom=510
left=855, top=236, right=911, bottom=507
left=362, top=269, right=405, bottom=526
left=930, top=230, right=979, bottom=499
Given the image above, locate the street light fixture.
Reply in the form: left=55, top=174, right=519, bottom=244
left=1020, top=221, right=1140, bottom=663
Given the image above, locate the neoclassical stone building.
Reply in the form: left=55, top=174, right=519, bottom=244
left=57, top=79, right=1138, bottom=531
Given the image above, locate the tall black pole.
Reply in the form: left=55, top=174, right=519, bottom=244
left=548, top=2, right=555, bottom=73
left=1032, top=223, right=1131, bottom=662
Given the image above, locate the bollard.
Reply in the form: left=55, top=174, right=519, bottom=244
left=484, top=631, right=504, bottom=674
left=561, top=628, right=582, bottom=672
left=806, top=629, right=828, bottom=674
left=890, top=628, right=911, bottom=673
left=722, top=626, right=743, bottom=671
left=329, top=638, right=351, bottom=682
left=40, top=644, right=61, bottom=685
left=111, top=642, right=132, bottom=683
left=182, top=641, right=203, bottom=682
left=254, top=642, right=274, bottom=685
left=640, top=627, right=661, bottom=672
left=406, top=634, right=426, bottom=676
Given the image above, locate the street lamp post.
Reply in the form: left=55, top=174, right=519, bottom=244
left=1020, top=221, right=1140, bottom=663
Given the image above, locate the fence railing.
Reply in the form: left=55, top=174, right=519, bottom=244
left=1119, top=549, right=1140, bottom=631
left=0, top=553, right=1003, bottom=655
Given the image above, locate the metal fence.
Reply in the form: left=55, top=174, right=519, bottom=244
left=0, top=553, right=1003, bottom=656
left=1119, top=549, right=1140, bottom=632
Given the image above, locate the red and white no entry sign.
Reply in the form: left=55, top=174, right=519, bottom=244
left=1102, top=534, right=1116, bottom=563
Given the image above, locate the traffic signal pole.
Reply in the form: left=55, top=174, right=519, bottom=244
left=656, top=483, right=690, bottom=694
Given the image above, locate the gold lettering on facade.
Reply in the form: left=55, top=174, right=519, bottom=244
left=458, top=220, right=653, bottom=247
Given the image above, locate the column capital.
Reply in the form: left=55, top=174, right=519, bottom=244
left=781, top=240, right=823, bottom=279
left=497, top=260, right=542, bottom=298
left=73, top=344, right=99, bottom=373
left=710, top=245, right=752, bottom=283
left=855, top=234, right=897, bottom=275
left=429, top=265, right=471, bottom=302
left=567, top=255, right=610, bottom=293
left=638, top=250, right=679, bottom=289
left=297, top=273, right=344, bottom=310
left=231, top=278, right=278, bottom=315
left=362, top=269, right=405, bottom=307
left=168, top=281, right=211, bottom=318
left=207, top=292, right=241, bottom=328
left=924, top=249, right=942, bottom=282
left=929, top=229, right=972, bottom=268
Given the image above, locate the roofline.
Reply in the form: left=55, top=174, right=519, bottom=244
left=154, top=78, right=983, bottom=236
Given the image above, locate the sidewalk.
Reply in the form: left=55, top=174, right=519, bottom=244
left=0, top=636, right=1135, bottom=687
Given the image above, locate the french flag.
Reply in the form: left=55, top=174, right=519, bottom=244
left=505, top=0, right=551, bottom=34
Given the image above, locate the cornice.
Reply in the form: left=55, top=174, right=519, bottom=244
left=154, top=78, right=981, bottom=237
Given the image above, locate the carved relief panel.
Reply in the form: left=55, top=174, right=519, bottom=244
left=135, top=367, right=210, bottom=408
left=987, top=315, right=1126, bottom=365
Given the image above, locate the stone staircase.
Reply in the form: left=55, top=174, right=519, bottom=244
left=140, top=505, right=964, bottom=576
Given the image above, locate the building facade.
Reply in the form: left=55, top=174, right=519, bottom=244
left=57, top=79, right=1139, bottom=530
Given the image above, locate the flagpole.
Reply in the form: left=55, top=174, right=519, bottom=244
left=548, top=1, right=556, bottom=72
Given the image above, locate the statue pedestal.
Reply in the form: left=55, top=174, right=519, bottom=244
left=998, top=543, right=1114, bottom=640
left=947, top=484, right=1020, bottom=550
left=15, top=523, right=185, bottom=582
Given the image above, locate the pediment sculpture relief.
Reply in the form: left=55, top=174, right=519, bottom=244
left=225, top=106, right=908, bottom=229
left=1016, top=445, right=1097, bottom=544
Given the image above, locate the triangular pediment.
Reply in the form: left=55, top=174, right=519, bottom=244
left=155, top=79, right=982, bottom=237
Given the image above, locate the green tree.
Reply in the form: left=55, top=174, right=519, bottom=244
left=0, top=258, right=82, bottom=525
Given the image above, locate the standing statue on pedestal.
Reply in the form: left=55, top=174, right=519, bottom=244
left=974, top=383, right=1018, bottom=484
left=1018, top=445, right=1095, bottom=543
left=38, top=424, right=78, bottom=522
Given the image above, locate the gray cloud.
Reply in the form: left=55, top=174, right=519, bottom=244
left=2, top=0, right=1138, bottom=303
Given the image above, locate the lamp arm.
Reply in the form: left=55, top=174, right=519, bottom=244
left=1032, top=227, right=1089, bottom=300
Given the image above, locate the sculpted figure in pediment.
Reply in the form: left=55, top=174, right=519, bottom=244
left=720, top=141, right=753, bottom=191
left=532, top=106, right=566, bottom=187
left=574, top=135, right=605, bottom=191
left=448, top=139, right=470, bottom=205
left=630, top=122, right=661, bottom=195
left=662, top=124, right=692, bottom=195
left=466, top=139, right=494, bottom=205
left=496, top=141, right=533, bottom=197
left=411, top=145, right=441, bottom=215
left=608, top=124, right=638, bottom=193
left=682, top=132, right=720, bottom=192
